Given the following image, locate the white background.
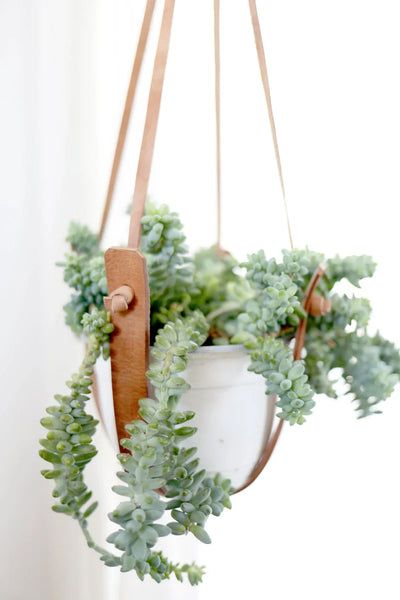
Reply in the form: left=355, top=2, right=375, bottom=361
left=1, top=1, right=400, bottom=599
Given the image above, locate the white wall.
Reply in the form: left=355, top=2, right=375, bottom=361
left=1, top=1, right=400, bottom=599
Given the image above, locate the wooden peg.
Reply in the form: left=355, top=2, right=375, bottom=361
left=104, top=247, right=150, bottom=450
left=104, top=285, right=134, bottom=313
left=308, top=292, right=332, bottom=317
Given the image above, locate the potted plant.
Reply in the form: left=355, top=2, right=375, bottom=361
left=40, top=202, right=400, bottom=585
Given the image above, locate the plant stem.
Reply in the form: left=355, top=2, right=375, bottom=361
left=206, top=301, right=241, bottom=323
left=78, top=516, right=117, bottom=560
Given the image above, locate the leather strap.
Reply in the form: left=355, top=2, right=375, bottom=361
left=292, top=265, right=326, bottom=359
left=98, top=0, right=156, bottom=241
left=214, top=0, right=222, bottom=249
left=128, top=0, right=176, bottom=249
left=104, top=248, right=150, bottom=448
left=248, top=0, right=294, bottom=249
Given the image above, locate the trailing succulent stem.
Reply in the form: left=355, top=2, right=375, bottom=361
left=239, top=335, right=315, bottom=425
left=107, top=313, right=231, bottom=583
left=39, top=308, right=111, bottom=534
left=41, top=203, right=400, bottom=585
left=141, top=203, right=197, bottom=332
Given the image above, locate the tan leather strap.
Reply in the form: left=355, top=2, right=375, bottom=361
left=292, top=265, right=326, bottom=359
left=234, top=264, right=326, bottom=494
left=104, top=248, right=150, bottom=448
left=248, top=0, right=294, bottom=249
left=214, top=0, right=222, bottom=249
left=98, top=0, right=156, bottom=242
left=128, top=0, right=176, bottom=249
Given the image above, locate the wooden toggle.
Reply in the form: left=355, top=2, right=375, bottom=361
left=104, top=285, right=134, bottom=314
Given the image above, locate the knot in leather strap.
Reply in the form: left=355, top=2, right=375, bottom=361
left=308, top=292, right=332, bottom=317
left=104, top=285, right=134, bottom=314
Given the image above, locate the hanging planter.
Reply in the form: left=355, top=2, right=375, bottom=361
left=39, top=0, right=400, bottom=588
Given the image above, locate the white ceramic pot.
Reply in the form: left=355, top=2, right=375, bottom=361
left=94, top=345, right=276, bottom=490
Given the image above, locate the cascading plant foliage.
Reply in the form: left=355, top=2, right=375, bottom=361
left=40, top=203, right=400, bottom=585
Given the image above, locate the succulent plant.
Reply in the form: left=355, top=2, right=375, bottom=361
left=40, top=203, right=400, bottom=585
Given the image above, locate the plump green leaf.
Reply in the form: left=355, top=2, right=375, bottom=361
left=189, top=525, right=211, bottom=544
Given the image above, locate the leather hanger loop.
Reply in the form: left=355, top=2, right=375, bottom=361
left=98, top=0, right=156, bottom=242
left=214, top=0, right=222, bottom=249
left=248, top=0, right=294, bottom=250
left=128, top=0, right=176, bottom=249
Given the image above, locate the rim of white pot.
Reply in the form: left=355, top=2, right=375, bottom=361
left=181, top=343, right=246, bottom=359
left=150, top=344, right=247, bottom=358
left=149, top=343, right=247, bottom=359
